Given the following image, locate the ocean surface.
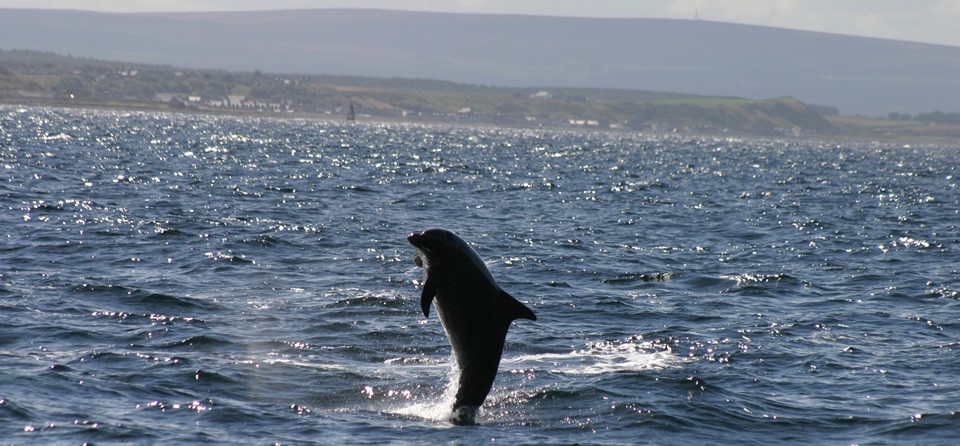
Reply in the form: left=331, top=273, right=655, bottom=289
left=1, top=105, right=958, bottom=445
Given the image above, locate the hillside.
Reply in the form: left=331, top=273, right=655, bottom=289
left=1, top=8, right=959, bottom=116
left=0, top=49, right=851, bottom=137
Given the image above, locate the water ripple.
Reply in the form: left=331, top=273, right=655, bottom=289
left=1, top=106, right=958, bottom=444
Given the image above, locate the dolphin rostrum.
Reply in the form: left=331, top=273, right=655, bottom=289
left=407, top=228, right=537, bottom=423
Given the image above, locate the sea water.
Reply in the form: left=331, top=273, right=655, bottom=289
left=1, top=105, right=958, bottom=444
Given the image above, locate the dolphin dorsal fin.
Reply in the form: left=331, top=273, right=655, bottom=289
left=499, top=290, right=537, bottom=322
left=420, top=279, right=437, bottom=318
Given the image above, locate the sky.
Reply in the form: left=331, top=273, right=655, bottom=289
left=1, top=0, right=958, bottom=48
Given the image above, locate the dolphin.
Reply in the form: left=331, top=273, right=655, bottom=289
left=407, top=228, right=537, bottom=424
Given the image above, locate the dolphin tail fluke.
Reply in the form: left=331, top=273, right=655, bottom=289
left=499, top=290, right=537, bottom=322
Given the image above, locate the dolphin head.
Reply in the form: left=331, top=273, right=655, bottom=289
left=407, top=228, right=500, bottom=298
left=407, top=228, right=480, bottom=269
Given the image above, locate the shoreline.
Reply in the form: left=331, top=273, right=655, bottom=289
left=4, top=97, right=959, bottom=147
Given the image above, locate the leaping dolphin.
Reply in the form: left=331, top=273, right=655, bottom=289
left=407, top=228, right=537, bottom=424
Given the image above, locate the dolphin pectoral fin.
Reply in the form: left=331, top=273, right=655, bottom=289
left=499, top=290, right=537, bottom=322
left=420, top=279, right=437, bottom=318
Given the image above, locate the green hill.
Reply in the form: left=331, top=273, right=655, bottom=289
left=3, top=49, right=959, bottom=143
left=4, top=9, right=960, bottom=115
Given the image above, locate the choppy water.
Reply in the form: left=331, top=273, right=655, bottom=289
left=2, top=105, right=959, bottom=444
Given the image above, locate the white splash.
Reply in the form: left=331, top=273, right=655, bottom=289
left=507, top=337, right=684, bottom=375
left=373, top=338, right=684, bottom=423
left=380, top=358, right=465, bottom=423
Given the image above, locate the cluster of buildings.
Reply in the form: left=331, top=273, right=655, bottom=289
left=153, top=93, right=295, bottom=113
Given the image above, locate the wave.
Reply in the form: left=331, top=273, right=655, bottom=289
left=507, top=336, right=684, bottom=376
left=602, top=272, right=675, bottom=285
left=377, top=361, right=464, bottom=423
left=365, top=335, right=686, bottom=424
left=72, top=281, right=214, bottom=311
left=157, top=335, right=234, bottom=350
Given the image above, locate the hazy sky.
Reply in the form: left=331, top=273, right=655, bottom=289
left=1, top=0, right=958, bottom=47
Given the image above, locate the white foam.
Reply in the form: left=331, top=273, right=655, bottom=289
left=506, top=338, right=684, bottom=375
left=387, top=400, right=455, bottom=423
left=372, top=338, right=684, bottom=423
left=380, top=359, right=463, bottom=423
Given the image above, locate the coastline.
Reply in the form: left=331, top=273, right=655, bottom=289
left=5, top=97, right=959, bottom=147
